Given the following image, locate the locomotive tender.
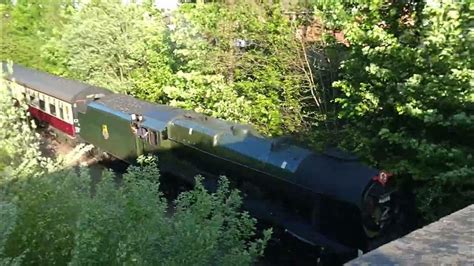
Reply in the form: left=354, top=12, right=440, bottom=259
left=2, top=62, right=398, bottom=254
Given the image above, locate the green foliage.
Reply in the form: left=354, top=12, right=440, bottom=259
left=0, top=202, right=23, bottom=265
left=72, top=169, right=271, bottom=266
left=0, top=66, right=43, bottom=180
left=167, top=176, right=270, bottom=265
left=42, top=0, right=175, bottom=101
left=70, top=167, right=166, bottom=265
left=163, top=72, right=254, bottom=123
left=168, top=2, right=307, bottom=135
left=1, top=163, right=269, bottom=265
left=0, top=0, right=73, bottom=72
left=318, top=0, right=474, bottom=221
left=4, top=169, right=89, bottom=265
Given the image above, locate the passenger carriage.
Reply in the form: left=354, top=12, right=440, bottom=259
left=2, top=63, right=111, bottom=138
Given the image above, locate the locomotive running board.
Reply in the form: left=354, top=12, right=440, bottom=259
left=243, top=198, right=355, bottom=255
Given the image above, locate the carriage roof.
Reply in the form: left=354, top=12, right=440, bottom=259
left=1, top=62, right=111, bottom=103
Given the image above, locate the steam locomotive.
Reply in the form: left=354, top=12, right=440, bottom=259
left=2, top=62, right=399, bottom=255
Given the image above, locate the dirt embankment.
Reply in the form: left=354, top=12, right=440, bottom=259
left=38, top=131, right=101, bottom=166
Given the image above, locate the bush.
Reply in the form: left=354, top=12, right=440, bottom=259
left=1, top=162, right=270, bottom=265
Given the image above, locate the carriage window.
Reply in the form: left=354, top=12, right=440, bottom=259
left=148, top=131, right=158, bottom=146
left=30, top=95, right=39, bottom=106
left=59, top=107, right=64, bottom=120
left=49, top=104, right=56, bottom=116
left=39, top=100, right=45, bottom=110
left=64, top=105, right=70, bottom=120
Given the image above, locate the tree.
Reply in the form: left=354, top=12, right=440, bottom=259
left=167, top=2, right=309, bottom=135
left=0, top=0, right=73, bottom=72
left=317, top=0, right=473, bottom=221
left=41, top=1, right=319, bottom=136
left=43, top=0, right=175, bottom=102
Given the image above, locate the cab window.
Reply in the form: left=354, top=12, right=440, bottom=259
left=148, top=131, right=158, bottom=146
